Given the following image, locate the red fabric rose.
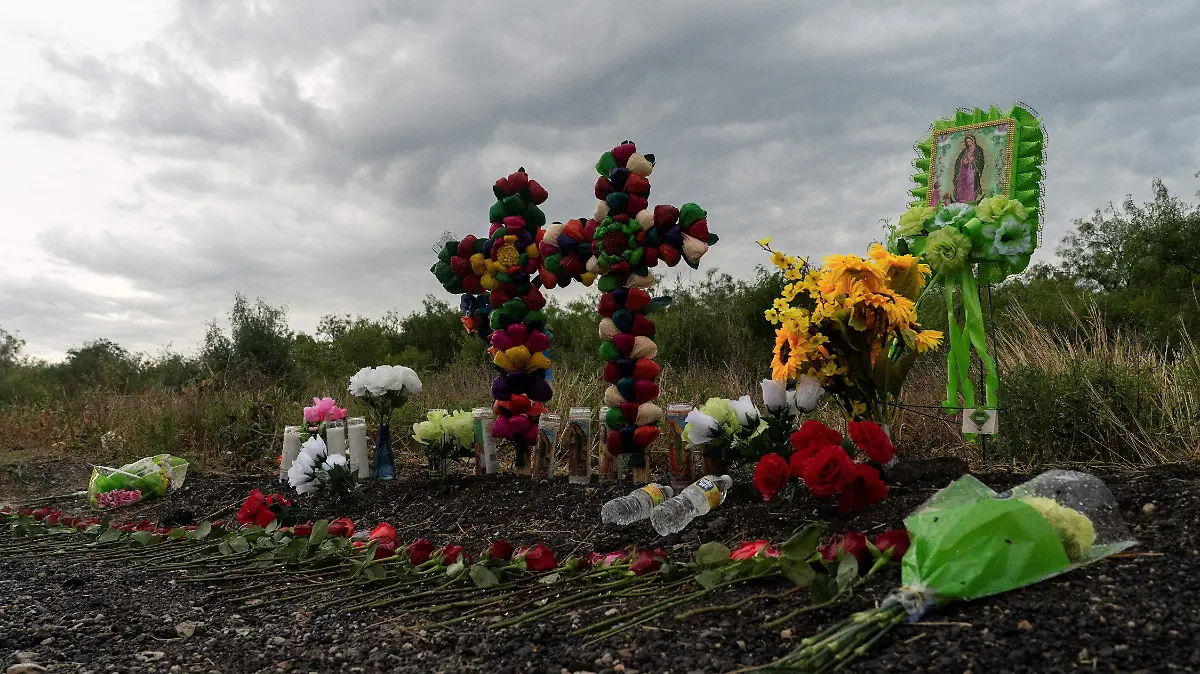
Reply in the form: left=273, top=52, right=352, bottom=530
left=801, top=445, right=856, bottom=498
left=819, top=532, right=869, bottom=569
left=873, top=530, right=911, bottom=562
left=789, top=421, right=844, bottom=475
left=847, top=420, right=895, bottom=465
left=439, top=544, right=469, bottom=565
left=629, top=548, right=668, bottom=576
left=237, top=490, right=276, bottom=527
left=327, top=518, right=355, bottom=538
left=731, top=540, right=778, bottom=561
left=753, top=453, right=791, bottom=502
left=406, top=539, right=435, bottom=565
left=837, top=464, right=889, bottom=514
left=369, top=522, right=397, bottom=545
left=291, top=522, right=313, bottom=537
left=519, top=543, right=557, bottom=572
left=486, top=540, right=515, bottom=561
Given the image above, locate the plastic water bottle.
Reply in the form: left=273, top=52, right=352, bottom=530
left=601, top=483, right=675, bottom=526
left=649, top=475, right=733, bottom=536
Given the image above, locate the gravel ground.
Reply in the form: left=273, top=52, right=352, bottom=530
left=2, top=463, right=1198, bottom=673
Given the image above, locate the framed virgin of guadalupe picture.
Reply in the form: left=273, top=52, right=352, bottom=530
left=926, top=118, right=1016, bottom=208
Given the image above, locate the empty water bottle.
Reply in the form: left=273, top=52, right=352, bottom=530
left=649, top=475, right=733, bottom=536
left=601, top=483, right=675, bottom=526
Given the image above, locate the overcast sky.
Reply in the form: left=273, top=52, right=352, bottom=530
left=1, top=1, right=1198, bottom=361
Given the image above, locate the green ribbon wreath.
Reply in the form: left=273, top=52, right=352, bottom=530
left=888, top=104, right=1045, bottom=419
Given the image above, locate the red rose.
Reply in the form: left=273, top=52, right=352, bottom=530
left=266, top=493, right=292, bottom=508
left=406, top=539, right=435, bottom=565
left=837, top=464, right=888, bottom=514
left=629, top=548, right=668, bottom=576
left=47, top=511, right=61, bottom=526
left=32, top=507, right=50, bottom=521
left=292, top=522, right=313, bottom=537
left=847, top=420, right=895, bottom=465
left=519, top=543, right=557, bottom=572
left=327, top=518, right=355, bottom=538
left=819, top=532, right=869, bottom=569
left=589, top=550, right=631, bottom=568
left=789, top=421, right=844, bottom=475
left=439, top=544, right=468, bottom=565
left=369, top=522, right=397, bottom=545
left=873, top=530, right=911, bottom=562
left=731, top=540, right=778, bottom=561
left=486, top=540, right=515, bottom=561
left=753, top=453, right=791, bottom=502
left=801, top=445, right=856, bottom=498
left=237, top=489, right=276, bottom=528
left=134, top=520, right=155, bottom=532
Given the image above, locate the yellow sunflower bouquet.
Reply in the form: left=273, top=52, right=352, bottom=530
left=760, top=238, right=943, bottom=424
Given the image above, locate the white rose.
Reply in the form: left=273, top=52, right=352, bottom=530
left=760, top=379, right=787, bottom=414
left=731, top=395, right=760, bottom=427
left=684, top=410, right=719, bottom=445
left=791, top=375, right=825, bottom=414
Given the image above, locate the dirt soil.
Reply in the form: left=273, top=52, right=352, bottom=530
left=1, top=461, right=1198, bottom=674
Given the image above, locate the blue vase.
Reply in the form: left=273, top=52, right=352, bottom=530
left=373, top=423, right=395, bottom=480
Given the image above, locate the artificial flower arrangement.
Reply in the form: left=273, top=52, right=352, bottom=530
left=681, top=396, right=765, bottom=470
left=758, top=376, right=825, bottom=453
left=761, top=239, right=942, bottom=426
left=411, top=409, right=475, bottom=475
left=87, top=454, right=189, bottom=510
left=755, top=470, right=1133, bottom=672
left=300, top=396, right=347, bottom=442
left=347, top=364, right=422, bottom=480
left=752, top=419, right=894, bottom=514
left=287, top=436, right=359, bottom=499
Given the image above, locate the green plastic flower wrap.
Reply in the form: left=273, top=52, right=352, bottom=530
left=412, top=409, right=476, bottom=474
left=886, top=104, right=1046, bottom=422
left=87, top=454, right=189, bottom=510
left=755, top=470, right=1134, bottom=672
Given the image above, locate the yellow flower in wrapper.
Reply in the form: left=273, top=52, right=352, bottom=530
left=1019, top=496, right=1097, bottom=561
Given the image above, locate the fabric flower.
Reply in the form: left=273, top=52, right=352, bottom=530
left=847, top=420, right=896, bottom=465
left=518, top=543, right=557, bottom=572
left=731, top=540, right=779, bottom=561
left=485, top=540, right=515, bottom=561
left=683, top=410, right=720, bottom=445
left=837, top=464, right=888, bottom=513
left=753, top=453, right=791, bottom=502
left=990, top=214, right=1033, bottom=258
left=789, top=420, right=843, bottom=474
left=760, top=379, right=787, bottom=414
left=699, top=397, right=738, bottom=428
left=872, top=530, right=911, bottom=562
left=896, top=206, right=934, bottom=237
left=790, top=375, right=825, bottom=414
left=304, top=397, right=347, bottom=423
left=1018, top=496, right=1097, bottom=561
left=929, top=202, right=976, bottom=233
left=730, top=395, right=760, bottom=427
left=924, top=226, right=972, bottom=275
left=801, top=444, right=857, bottom=499
left=406, top=539, right=435, bottom=565
left=974, top=194, right=1029, bottom=224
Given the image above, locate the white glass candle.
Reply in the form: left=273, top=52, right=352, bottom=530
left=280, top=425, right=301, bottom=482
left=326, top=420, right=346, bottom=458
left=475, top=408, right=499, bottom=474
left=347, top=417, right=368, bottom=479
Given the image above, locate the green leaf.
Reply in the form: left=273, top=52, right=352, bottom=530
left=364, top=564, right=387, bottom=581
left=228, top=536, right=250, bottom=554
left=255, top=536, right=277, bottom=550
left=780, top=557, right=816, bottom=588
left=780, top=523, right=822, bottom=561
left=129, top=531, right=155, bottom=547
left=809, top=573, right=837, bottom=604
left=537, top=572, right=561, bottom=585
left=309, top=520, right=329, bottom=547
left=218, top=541, right=233, bottom=556
left=97, top=528, right=122, bottom=545
left=695, top=542, right=731, bottom=567
left=445, top=561, right=466, bottom=578
left=835, top=554, right=859, bottom=591
left=265, top=519, right=279, bottom=534
left=191, top=521, right=212, bottom=541
left=695, top=569, right=725, bottom=589
left=470, top=565, right=500, bottom=588
left=167, top=527, right=187, bottom=540
left=283, top=537, right=309, bottom=559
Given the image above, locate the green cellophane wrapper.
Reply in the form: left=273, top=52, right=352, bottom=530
left=897, top=470, right=1135, bottom=614
left=87, top=454, right=190, bottom=508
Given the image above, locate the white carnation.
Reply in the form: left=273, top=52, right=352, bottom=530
left=395, top=365, right=422, bottom=395
left=348, top=367, right=372, bottom=397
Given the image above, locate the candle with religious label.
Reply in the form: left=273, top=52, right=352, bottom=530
left=347, top=417, right=368, bottom=479
left=473, top=408, right=499, bottom=474
left=666, top=403, right=695, bottom=490
left=280, top=425, right=301, bottom=482
left=325, top=420, right=346, bottom=458
left=566, top=407, right=593, bottom=484
left=598, top=405, right=615, bottom=483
